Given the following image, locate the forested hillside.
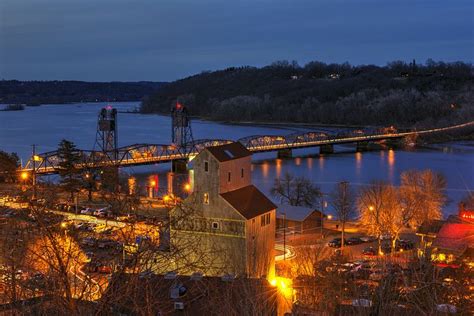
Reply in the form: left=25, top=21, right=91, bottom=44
left=0, top=80, right=164, bottom=105
left=141, top=60, right=473, bottom=128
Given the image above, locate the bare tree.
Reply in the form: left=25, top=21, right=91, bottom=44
left=358, top=181, right=401, bottom=253
left=271, top=172, right=321, bottom=207
left=330, top=181, right=356, bottom=250
left=400, top=170, right=447, bottom=227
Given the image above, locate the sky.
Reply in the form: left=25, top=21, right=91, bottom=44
left=0, top=0, right=473, bottom=82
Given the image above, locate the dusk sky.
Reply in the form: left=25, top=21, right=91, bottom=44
left=1, top=0, right=473, bottom=82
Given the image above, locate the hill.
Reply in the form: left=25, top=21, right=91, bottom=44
left=0, top=80, right=165, bottom=105
left=141, top=60, right=474, bottom=128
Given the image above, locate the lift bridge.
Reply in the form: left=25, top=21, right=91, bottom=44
left=23, top=104, right=474, bottom=175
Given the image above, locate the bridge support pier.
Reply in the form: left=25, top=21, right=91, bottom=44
left=319, top=144, right=334, bottom=155
left=277, top=149, right=292, bottom=159
left=171, top=159, right=188, bottom=173
left=356, top=141, right=369, bottom=152
left=385, top=139, right=402, bottom=149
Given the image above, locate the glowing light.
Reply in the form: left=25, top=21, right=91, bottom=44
left=61, top=222, right=68, bottom=228
left=150, top=180, right=156, bottom=187
left=438, top=253, right=446, bottom=261
left=379, top=251, right=384, bottom=256
left=21, top=172, right=28, bottom=180
left=327, top=215, right=333, bottom=220
left=184, top=183, right=191, bottom=192
left=269, top=277, right=292, bottom=298
left=369, top=206, right=374, bottom=211
left=163, top=195, right=170, bottom=202
left=33, top=155, right=42, bottom=162
left=388, top=149, right=395, bottom=167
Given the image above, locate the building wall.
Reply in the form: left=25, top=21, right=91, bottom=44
left=218, top=156, right=251, bottom=194
left=302, top=211, right=323, bottom=233
left=246, top=210, right=276, bottom=279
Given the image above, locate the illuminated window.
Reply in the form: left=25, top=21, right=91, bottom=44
left=241, top=168, right=244, bottom=178
left=204, top=161, right=209, bottom=172
left=203, top=193, right=209, bottom=205
left=212, top=221, right=219, bottom=230
left=228, top=172, right=231, bottom=182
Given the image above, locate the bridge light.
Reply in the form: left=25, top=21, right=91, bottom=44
left=21, top=172, right=28, bottom=180
left=33, top=155, right=42, bottom=162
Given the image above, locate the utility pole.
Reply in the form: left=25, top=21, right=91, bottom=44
left=32, top=144, right=37, bottom=200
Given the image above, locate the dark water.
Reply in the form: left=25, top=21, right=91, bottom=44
left=1, top=102, right=472, bottom=217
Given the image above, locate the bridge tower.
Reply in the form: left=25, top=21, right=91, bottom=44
left=171, top=102, right=194, bottom=150
left=171, top=102, right=193, bottom=173
left=95, top=106, right=118, bottom=160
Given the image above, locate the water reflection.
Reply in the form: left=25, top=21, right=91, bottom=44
left=262, top=162, right=269, bottom=179
left=307, top=157, right=313, bottom=170
left=318, top=155, right=325, bottom=170
left=388, top=149, right=395, bottom=181
left=355, top=152, right=362, bottom=176
left=295, top=157, right=301, bottom=166
left=275, top=159, right=282, bottom=178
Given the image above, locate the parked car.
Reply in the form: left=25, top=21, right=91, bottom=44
left=81, top=237, right=97, bottom=247
left=346, top=237, right=363, bottom=245
left=360, top=236, right=378, bottom=243
left=328, top=238, right=346, bottom=248
left=362, top=247, right=377, bottom=256
left=380, top=233, right=392, bottom=241
left=97, top=265, right=113, bottom=274
left=80, top=208, right=94, bottom=215
left=396, top=239, right=414, bottom=251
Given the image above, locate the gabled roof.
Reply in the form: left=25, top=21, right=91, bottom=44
left=221, top=185, right=276, bottom=220
left=276, top=204, right=322, bottom=222
left=206, top=142, right=250, bottom=162
left=416, top=220, right=445, bottom=236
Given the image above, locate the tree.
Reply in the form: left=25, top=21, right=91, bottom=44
left=330, top=181, right=356, bottom=250
left=271, top=172, right=321, bottom=207
left=358, top=181, right=401, bottom=253
left=400, top=170, right=447, bottom=227
left=0, top=150, right=19, bottom=183
left=57, top=139, right=82, bottom=201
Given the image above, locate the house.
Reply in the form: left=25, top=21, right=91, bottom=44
left=100, top=273, right=278, bottom=316
left=170, top=142, right=276, bottom=278
left=423, top=203, right=474, bottom=266
left=276, top=204, right=324, bottom=234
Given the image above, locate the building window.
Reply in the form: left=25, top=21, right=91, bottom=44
left=228, top=172, right=231, bottom=182
left=212, top=221, right=219, bottom=230
left=241, top=168, right=244, bottom=178
left=203, top=193, right=209, bottom=205
left=260, top=213, right=271, bottom=226
left=204, top=161, right=209, bottom=172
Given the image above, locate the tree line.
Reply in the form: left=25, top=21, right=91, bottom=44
left=0, top=80, right=164, bottom=105
left=141, top=59, right=474, bottom=128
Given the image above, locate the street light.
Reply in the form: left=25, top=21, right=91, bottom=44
left=21, top=172, right=28, bottom=180
left=184, top=183, right=191, bottom=192
left=369, top=205, right=374, bottom=211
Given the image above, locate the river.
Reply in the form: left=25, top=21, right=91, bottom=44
left=0, top=102, right=472, bottom=217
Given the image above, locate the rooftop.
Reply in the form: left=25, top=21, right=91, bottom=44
left=221, top=185, right=276, bottom=219
left=206, top=142, right=251, bottom=162
left=432, top=222, right=474, bottom=255
left=276, top=204, right=322, bottom=222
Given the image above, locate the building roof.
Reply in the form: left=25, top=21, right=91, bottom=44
left=220, top=185, right=276, bottom=219
left=431, top=223, right=474, bottom=255
left=416, top=219, right=446, bottom=236
left=206, top=142, right=251, bottom=162
left=276, top=204, right=322, bottom=222
left=100, top=273, right=278, bottom=315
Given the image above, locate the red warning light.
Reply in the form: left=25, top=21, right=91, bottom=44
left=176, top=102, right=182, bottom=110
